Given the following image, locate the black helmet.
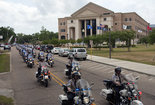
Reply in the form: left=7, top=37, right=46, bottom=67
left=115, top=67, right=121, bottom=73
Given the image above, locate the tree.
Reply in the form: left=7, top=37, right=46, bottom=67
left=50, top=39, right=60, bottom=46
left=69, top=39, right=76, bottom=45
left=119, top=30, right=136, bottom=51
left=76, top=39, right=83, bottom=43
left=139, top=36, right=149, bottom=47
left=59, top=40, right=69, bottom=46
left=149, top=29, right=155, bottom=44
left=0, top=26, right=16, bottom=43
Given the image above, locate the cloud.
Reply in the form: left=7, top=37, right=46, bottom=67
left=0, top=0, right=155, bottom=34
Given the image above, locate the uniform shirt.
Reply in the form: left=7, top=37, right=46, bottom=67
left=112, top=74, right=127, bottom=86
left=67, top=79, right=77, bottom=91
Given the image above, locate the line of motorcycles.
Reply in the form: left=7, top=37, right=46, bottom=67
left=16, top=45, right=53, bottom=87
left=16, top=44, right=144, bottom=105
left=17, top=46, right=35, bottom=68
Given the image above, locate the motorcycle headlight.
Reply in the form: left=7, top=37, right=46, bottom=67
left=84, top=97, right=89, bottom=104
left=76, top=67, right=78, bottom=71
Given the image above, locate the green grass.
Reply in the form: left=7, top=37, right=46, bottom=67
left=0, top=54, right=10, bottom=73
left=87, top=44, right=155, bottom=65
left=0, top=95, right=14, bottom=105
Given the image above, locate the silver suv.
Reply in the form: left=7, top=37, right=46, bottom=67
left=68, top=48, right=87, bottom=60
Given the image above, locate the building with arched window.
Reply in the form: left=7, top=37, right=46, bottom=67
left=58, top=2, right=149, bottom=40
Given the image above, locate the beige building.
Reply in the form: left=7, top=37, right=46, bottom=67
left=58, top=2, right=149, bottom=40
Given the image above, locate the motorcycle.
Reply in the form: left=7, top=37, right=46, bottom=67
left=38, top=54, right=44, bottom=61
left=65, top=62, right=80, bottom=79
left=100, top=74, right=143, bottom=105
left=47, top=57, right=54, bottom=67
left=33, top=51, right=36, bottom=58
left=36, top=67, right=50, bottom=87
left=59, top=79, right=95, bottom=105
left=27, top=58, right=34, bottom=68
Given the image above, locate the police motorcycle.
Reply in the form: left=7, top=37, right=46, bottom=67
left=46, top=54, right=54, bottom=67
left=23, top=51, right=28, bottom=63
left=27, top=54, right=34, bottom=68
left=65, top=62, right=80, bottom=79
left=36, top=66, right=51, bottom=87
left=38, top=52, right=45, bottom=61
left=100, top=74, right=143, bottom=105
left=59, top=79, right=95, bottom=105
left=32, top=50, right=36, bottom=58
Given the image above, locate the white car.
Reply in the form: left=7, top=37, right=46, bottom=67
left=59, top=48, right=69, bottom=57
left=51, top=47, right=61, bottom=54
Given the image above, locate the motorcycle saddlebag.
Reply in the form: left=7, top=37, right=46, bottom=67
left=65, top=69, right=69, bottom=75
left=59, top=95, right=68, bottom=103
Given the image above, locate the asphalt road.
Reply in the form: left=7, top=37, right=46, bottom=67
left=11, top=47, right=155, bottom=105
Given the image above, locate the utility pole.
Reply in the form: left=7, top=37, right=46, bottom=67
left=109, top=28, right=111, bottom=59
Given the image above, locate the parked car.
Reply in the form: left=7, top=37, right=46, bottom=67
left=68, top=48, right=87, bottom=60
left=4, top=45, right=11, bottom=50
left=59, top=48, right=69, bottom=57
left=51, top=47, right=60, bottom=54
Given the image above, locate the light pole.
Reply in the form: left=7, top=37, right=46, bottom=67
left=109, top=28, right=111, bottom=59
left=82, top=29, right=85, bottom=46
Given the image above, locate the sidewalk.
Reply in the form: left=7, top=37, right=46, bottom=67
left=87, top=55, right=155, bottom=77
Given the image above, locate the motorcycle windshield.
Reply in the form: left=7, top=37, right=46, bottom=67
left=125, top=74, right=138, bottom=89
left=72, top=62, right=79, bottom=67
left=28, top=55, right=33, bottom=59
left=76, top=79, right=92, bottom=97
left=40, top=52, right=44, bottom=55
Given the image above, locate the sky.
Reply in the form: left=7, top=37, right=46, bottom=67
left=0, top=0, right=155, bottom=34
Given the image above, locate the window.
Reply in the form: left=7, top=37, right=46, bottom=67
left=129, top=18, right=132, bottom=21
left=60, top=23, right=62, bottom=25
left=71, top=20, right=73, bottom=23
left=115, top=23, right=117, bottom=25
left=86, top=20, right=90, bottom=36
left=104, top=18, right=107, bottom=21
left=63, top=22, right=65, bottom=25
left=77, top=49, right=86, bottom=52
left=103, top=13, right=110, bottom=15
left=125, top=18, right=128, bottom=21
left=92, top=19, right=96, bottom=35
left=61, top=29, right=65, bottom=32
left=127, top=26, right=132, bottom=29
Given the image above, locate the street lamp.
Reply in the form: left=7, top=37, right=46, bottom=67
left=109, top=28, right=111, bottom=59
left=82, top=29, right=85, bottom=46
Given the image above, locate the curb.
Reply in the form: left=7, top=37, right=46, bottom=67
left=87, top=58, right=155, bottom=77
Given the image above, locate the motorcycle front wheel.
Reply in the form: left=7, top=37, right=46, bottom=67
left=45, top=79, right=48, bottom=87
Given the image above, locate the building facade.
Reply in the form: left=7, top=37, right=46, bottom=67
left=58, top=2, right=149, bottom=40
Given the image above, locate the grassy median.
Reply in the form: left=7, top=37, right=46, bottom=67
left=0, top=95, right=14, bottom=105
left=0, top=54, right=10, bottom=73
left=87, top=45, right=155, bottom=65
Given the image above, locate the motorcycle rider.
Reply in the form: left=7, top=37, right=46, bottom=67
left=112, top=67, right=128, bottom=105
left=66, top=71, right=81, bottom=104
left=37, top=57, right=51, bottom=80
left=66, top=56, right=74, bottom=76
left=46, top=53, right=53, bottom=62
